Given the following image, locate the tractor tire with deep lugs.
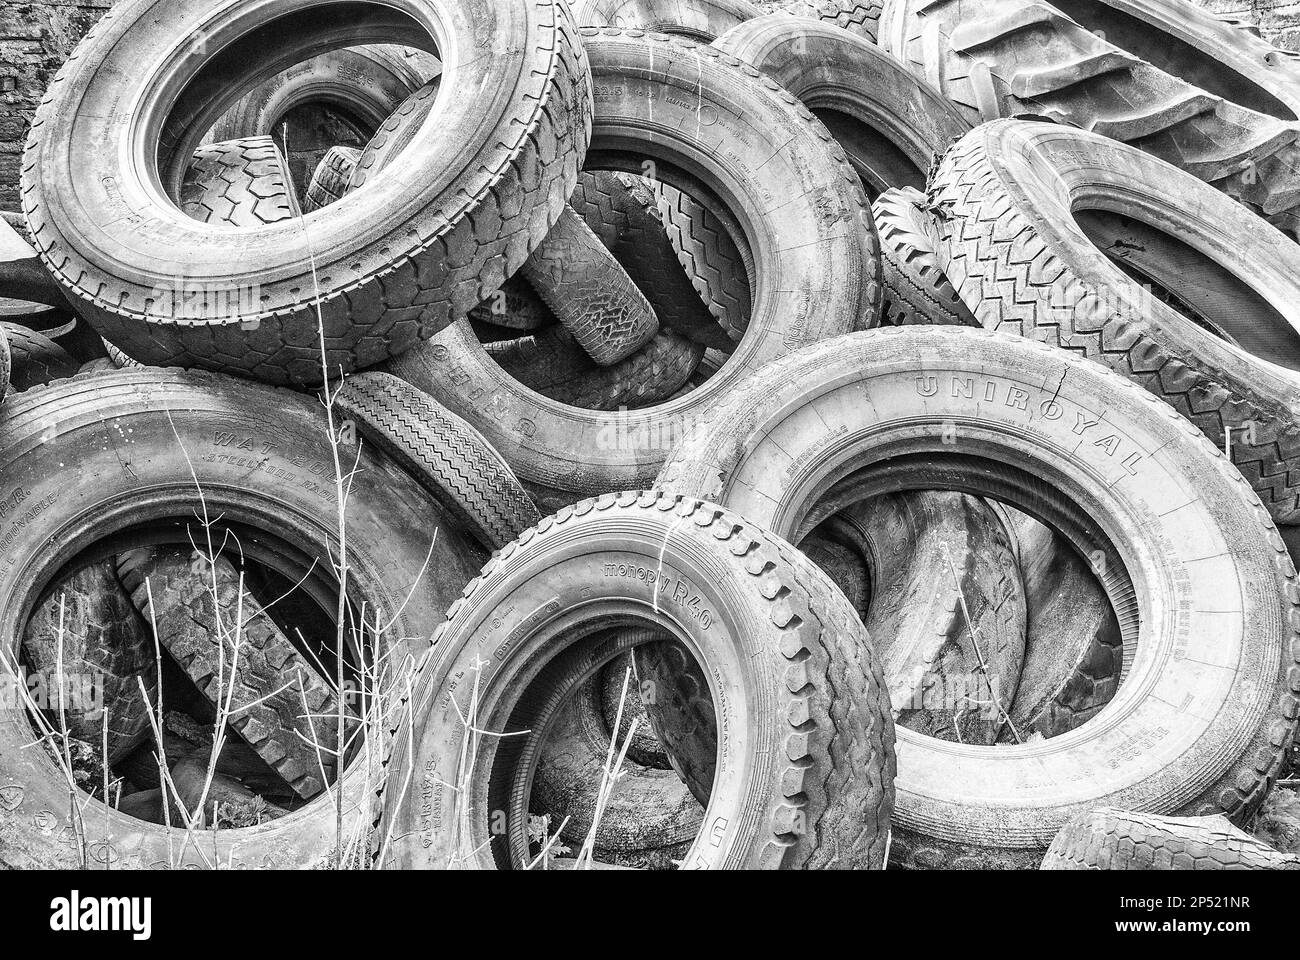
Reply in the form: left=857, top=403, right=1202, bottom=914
left=20, top=0, right=591, bottom=385
left=0, top=368, right=483, bottom=869
left=879, top=0, right=1300, bottom=235
left=387, top=30, right=880, bottom=496
left=929, top=120, right=1300, bottom=524
left=657, top=325, right=1300, bottom=868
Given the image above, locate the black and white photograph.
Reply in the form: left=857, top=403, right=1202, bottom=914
left=0, top=0, right=1294, bottom=941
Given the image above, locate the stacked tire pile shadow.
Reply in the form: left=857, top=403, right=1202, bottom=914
left=2, top=0, right=1300, bottom=871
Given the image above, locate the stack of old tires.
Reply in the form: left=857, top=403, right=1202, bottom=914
left=1, top=0, right=1299, bottom=871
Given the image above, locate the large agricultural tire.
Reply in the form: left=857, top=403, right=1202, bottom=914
left=0, top=369, right=483, bottom=869
left=20, top=0, right=591, bottom=386
left=180, top=136, right=301, bottom=228
left=713, top=14, right=969, bottom=198
left=529, top=631, right=703, bottom=869
left=657, top=325, right=1300, bottom=868
left=372, top=491, right=895, bottom=870
left=115, top=547, right=344, bottom=801
left=209, top=45, right=431, bottom=144
left=302, top=147, right=361, bottom=214
left=878, top=0, right=1300, bottom=236
left=929, top=120, right=1300, bottom=525
left=20, top=558, right=156, bottom=765
left=1041, top=807, right=1300, bottom=870
left=1002, top=511, right=1123, bottom=741
left=872, top=187, right=976, bottom=327
left=3, top=322, right=78, bottom=391
left=387, top=30, right=881, bottom=496
left=334, top=372, right=540, bottom=550
left=569, top=171, right=732, bottom=350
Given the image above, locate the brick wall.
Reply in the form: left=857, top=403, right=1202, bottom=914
left=0, top=1, right=112, bottom=215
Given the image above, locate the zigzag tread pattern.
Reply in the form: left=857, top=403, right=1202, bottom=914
left=929, top=130, right=1300, bottom=527
left=334, top=373, right=539, bottom=550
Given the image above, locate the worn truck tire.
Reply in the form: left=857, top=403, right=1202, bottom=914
left=597, top=650, right=671, bottom=769
left=713, top=14, right=969, bottom=198
left=351, top=79, right=662, bottom=367
left=482, top=323, right=704, bottom=410
left=3, top=323, right=78, bottom=390
left=1002, top=511, right=1123, bottom=741
left=930, top=120, right=1300, bottom=524
left=813, top=492, right=1026, bottom=746
left=21, top=0, right=591, bottom=385
left=575, top=0, right=762, bottom=37
left=303, top=147, right=361, bottom=214
left=1041, top=807, right=1300, bottom=870
left=570, top=171, right=732, bottom=350
left=872, top=187, right=976, bottom=327
left=879, top=0, right=1300, bottom=235
left=466, top=276, right=555, bottom=332
left=373, top=491, right=896, bottom=870
left=0, top=369, right=482, bottom=869
left=210, top=45, right=430, bottom=145
left=656, top=185, right=753, bottom=341
left=334, top=372, right=540, bottom=550
left=115, top=547, right=343, bottom=801
left=21, top=558, right=156, bottom=765
left=181, top=136, right=301, bottom=228
left=519, top=206, right=660, bottom=365
left=387, top=31, right=880, bottom=495
left=779, top=0, right=880, bottom=39
left=657, top=325, right=1300, bottom=868
left=530, top=630, right=702, bottom=869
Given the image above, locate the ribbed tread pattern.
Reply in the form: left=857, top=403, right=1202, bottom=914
left=334, top=372, right=538, bottom=550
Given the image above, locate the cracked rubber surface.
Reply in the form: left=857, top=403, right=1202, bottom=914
left=1041, top=807, right=1300, bottom=870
